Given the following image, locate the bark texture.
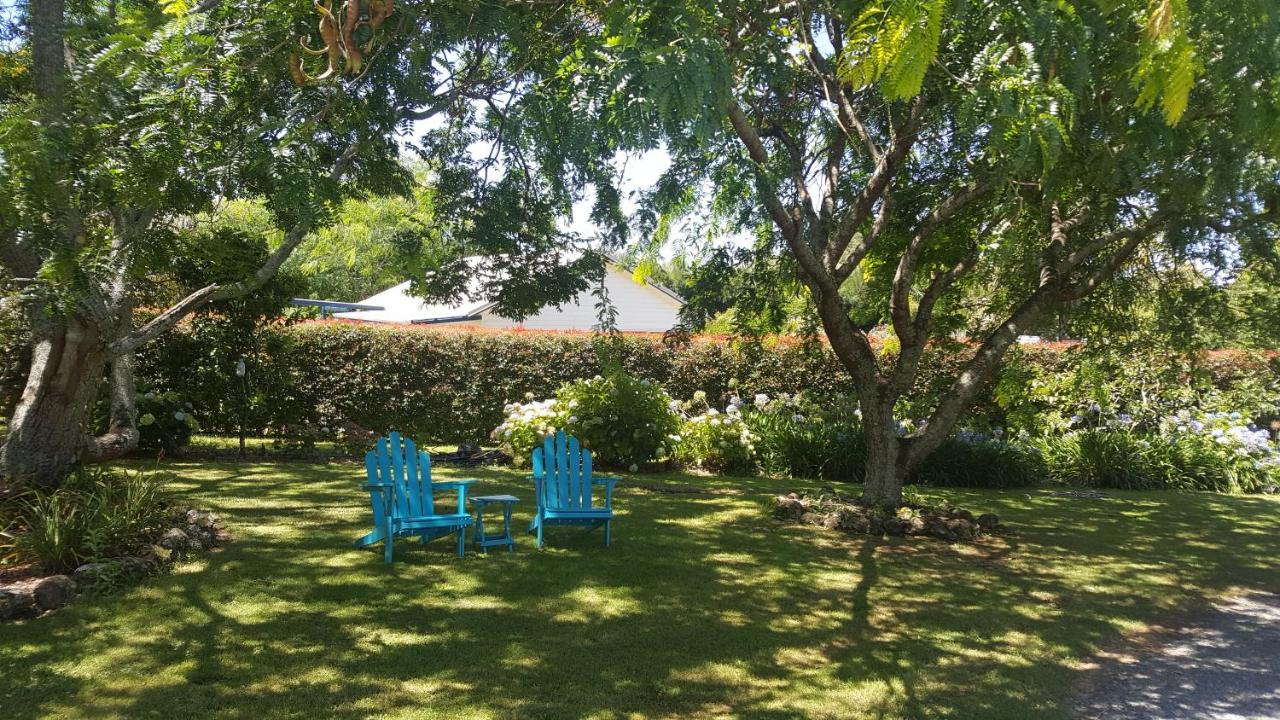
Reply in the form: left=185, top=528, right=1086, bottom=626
left=0, top=316, right=108, bottom=491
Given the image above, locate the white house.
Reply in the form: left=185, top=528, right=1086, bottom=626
left=332, top=257, right=684, bottom=332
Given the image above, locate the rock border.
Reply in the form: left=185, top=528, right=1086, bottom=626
left=773, top=490, right=999, bottom=541
left=0, top=506, right=230, bottom=622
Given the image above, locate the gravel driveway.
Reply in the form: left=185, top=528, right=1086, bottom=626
left=1076, top=593, right=1280, bottom=720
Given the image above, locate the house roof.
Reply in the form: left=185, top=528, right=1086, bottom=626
left=331, top=255, right=682, bottom=325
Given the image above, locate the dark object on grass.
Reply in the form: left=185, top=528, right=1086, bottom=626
left=433, top=443, right=512, bottom=467
left=773, top=492, right=996, bottom=543
left=33, top=575, right=76, bottom=611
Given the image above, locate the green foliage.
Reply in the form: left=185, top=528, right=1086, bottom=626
left=557, top=371, right=680, bottom=467
left=1133, top=0, right=1202, bottom=124
left=910, top=434, right=1044, bottom=489
left=126, top=322, right=1280, bottom=460
left=1, top=467, right=169, bottom=573
left=839, top=0, right=949, bottom=100
left=135, top=390, right=198, bottom=454
left=1038, top=413, right=1280, bottom=493
left=285, top=171, right=443, bottom=302
left=746, top=400, right=868, bottom=482
left=0, top=298, right=26, bottom=418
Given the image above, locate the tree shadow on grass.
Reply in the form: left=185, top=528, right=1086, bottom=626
left=1, top=462, right=1278, bottom=719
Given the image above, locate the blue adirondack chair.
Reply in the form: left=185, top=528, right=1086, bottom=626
left=355, top=432, right=475, bottom=563
left=529, top=431, right=619, bottom=549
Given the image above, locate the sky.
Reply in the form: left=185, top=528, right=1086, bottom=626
left=406, top=111, right=682, bottom=252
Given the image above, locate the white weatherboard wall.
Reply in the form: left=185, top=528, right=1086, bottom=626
left=478, top=263, right=682, bottom=332
left=332, top=259, right=683, bottom=332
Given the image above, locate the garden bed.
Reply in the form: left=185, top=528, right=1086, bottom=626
left=0, top=506, right=229, bottom=622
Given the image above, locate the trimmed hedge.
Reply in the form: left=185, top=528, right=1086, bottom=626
left=127, top=323, right=1280, bottom=444
left=3, top=315, right=1276, bottom=448
left=133, top=323, right=863, bottom=442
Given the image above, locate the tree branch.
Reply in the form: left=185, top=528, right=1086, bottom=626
left=109, top=145, right=358, bottom=356
left=888, top=182, right=991, bottom=346
left=906, top=283, right=1060, bottom=468
left=824, top=95, right=925, bottom=274
left=1055, top=229, right=1148, bottom=302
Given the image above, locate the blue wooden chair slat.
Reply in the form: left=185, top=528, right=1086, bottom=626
left=567, top=435, right=581, bottom=510
left=582, top=449, right=594, bottom=510
left=403, top=435, right=420, bottom=517
left=354, top=433, right=475, bottom=563
left=528, top=431, right=618, bottom=549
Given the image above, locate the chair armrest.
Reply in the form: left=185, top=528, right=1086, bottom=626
left=433, top=479, right=476, bottom=514
left=363, top=483, right=394, bottom=518
left=432, top=480, right=476, bottom=491
left=592, top=476, right=620, bottom=510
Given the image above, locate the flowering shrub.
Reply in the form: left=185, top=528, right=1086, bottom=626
left=492, top=370, right=680, bottom=468
left=674, top=406, right=757, bottom=472
left=135, top=390, right=197, bottom=453
left=557, top=371, right=680, bottom=467
left=492, top=397, right=563, bottom=466
left=1040, top=409, right=1280, bottom=492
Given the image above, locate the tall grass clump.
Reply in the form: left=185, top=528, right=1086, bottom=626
left=1, top=466, right=170, bottom=573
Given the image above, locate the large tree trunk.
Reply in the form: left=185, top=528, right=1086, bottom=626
left=858, top=392, right=909, bottom=507
left=83, top=352, right=140, bottom=464
left=0, top=315, right=109, bottom=491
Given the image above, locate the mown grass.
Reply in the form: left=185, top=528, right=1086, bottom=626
left=2, top=453, right=1279, bottom=719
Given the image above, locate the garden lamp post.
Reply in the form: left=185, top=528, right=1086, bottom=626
left=235, top=358, right=247, bottom=459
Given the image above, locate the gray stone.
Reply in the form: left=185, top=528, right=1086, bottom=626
left=798, top=511, right=823, bottom=526
left=33, top=575, right=76, bottom=610
left=0, top=588, right=35, bottom=620
left=926, top=517, right=954, bottom=540
left=186, top=509, right=217, bottom=529
left=945, top=518, right=977, bottom=541
left=949, top=508, right=975, bottom=522
left=118, top=556, right=149, bottom=576
left=976, top=513, right=1000, bottom=530
left=159, top=527, right=189, bottom=551
left=773, top=496, right=806, bottom=521
left=882, top=517, right=908, bottom=536
left=832, top=508, right=871, bottom=535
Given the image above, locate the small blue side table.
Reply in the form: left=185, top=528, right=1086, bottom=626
left=469, top=495, right=519, bottom=553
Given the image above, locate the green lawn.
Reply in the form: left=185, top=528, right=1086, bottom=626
left=2, top=457, right=1279, bottom=719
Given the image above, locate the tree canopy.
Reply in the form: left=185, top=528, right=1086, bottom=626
left=419, top=0, right=1280, bottom=503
